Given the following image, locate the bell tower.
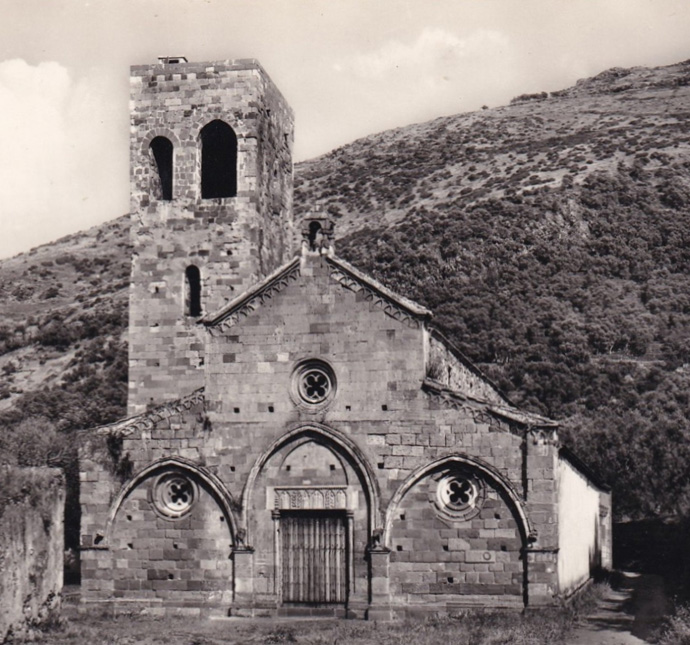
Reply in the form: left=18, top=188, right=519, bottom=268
left=127, top=58, right=294, bottom=415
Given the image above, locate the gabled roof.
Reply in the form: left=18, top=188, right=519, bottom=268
left=202, top=253, right=432, bottom=331
left=327, top=256, right=432, bottom=319
left=202, top=257, right=301, bottom=328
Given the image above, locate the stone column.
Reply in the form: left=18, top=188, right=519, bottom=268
left=523, top=546, right=559, bottom=607
left=366, top=546, right=392, bottom=621
left=231, top=546, right=255, bottom=616
left=524, top=427, right=560, bottom=606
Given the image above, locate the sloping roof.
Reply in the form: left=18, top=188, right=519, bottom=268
left=428, top=326, right=512, bottom=406
left=559, top=445, right=611, bottom=492
left=422, top=378, right=558, bottom=430
left=326, top=256, right=432, bottom=318
left=202, top=254, right=432, bottom=330
left=202, top=257, right=301, bottom=327
left=81, top=388, right=205, bottom=438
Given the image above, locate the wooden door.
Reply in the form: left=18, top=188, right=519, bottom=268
left=280, top=511, right=347, bottom=604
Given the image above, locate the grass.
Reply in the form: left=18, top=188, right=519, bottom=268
left=29, top=612, right=570, bottom=645
left=28, top=585, right=612, bottom=645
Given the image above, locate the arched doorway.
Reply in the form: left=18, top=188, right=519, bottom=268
left=243, top=425, right=379, bottom=611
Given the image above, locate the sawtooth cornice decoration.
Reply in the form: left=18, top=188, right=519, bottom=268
left=92, top=388, right=206, bottom=438
left=423, top=378, right=495, bottom=426
left=327, top=256, right=432, bottom=329
left=203, top=257, right=301, bottom=334
left=422, top=378, right=559, bottom=441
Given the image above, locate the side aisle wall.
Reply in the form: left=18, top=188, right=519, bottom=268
left=557, top=453, right=612, bottom=595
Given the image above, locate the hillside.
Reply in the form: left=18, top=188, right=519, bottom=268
left=3, top=59, right=690, bottom=521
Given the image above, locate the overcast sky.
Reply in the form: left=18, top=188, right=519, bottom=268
left=1, top=0, right=689, bottom=260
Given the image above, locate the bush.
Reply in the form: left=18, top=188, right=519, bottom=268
left=654, top=605, right=690, bottom=645
left=36, top=321, right=73, bottom=349
left=41, top=286, right=61, bottom=299
left=0, top=417, right=70, bottom=468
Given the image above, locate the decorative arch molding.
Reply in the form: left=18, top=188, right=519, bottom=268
left=104, top=457, right=238, bottom=547
left=191, top=112, right=245, bottom=137
left=241, top=422, right=382, bottom=544
left=278, top=436, right=349, bottom=482
left=140, top=128, right=182, bottom=153
left=383, top=454, right=535, bottom=549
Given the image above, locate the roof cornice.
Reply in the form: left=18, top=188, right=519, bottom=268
left=202, top=257, right=301, bottom=332
left=422, top=377, right=558, bottom=431
left=81, top=388, right=206, bottom=438
left=326, top=256, right=432, bottom=328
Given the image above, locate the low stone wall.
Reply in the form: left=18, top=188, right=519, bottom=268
left=0, top=467, right=64, bottom=642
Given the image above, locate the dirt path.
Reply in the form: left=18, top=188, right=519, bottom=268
left=568, top=573, right=672, bottom=644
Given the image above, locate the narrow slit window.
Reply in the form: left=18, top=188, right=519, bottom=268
left=149, top=136, right=173, bottom=200
left=185, top=265, right=202, bottom=317
left=200, top=120, right=237, bottom=198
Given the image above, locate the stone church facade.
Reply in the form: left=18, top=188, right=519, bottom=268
left=78, top=58, right=612, bottom=618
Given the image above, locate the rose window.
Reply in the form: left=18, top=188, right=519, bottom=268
left=299, top=369, right=331, bottom=403
left=153, top=473, right=197, bottom=518
left=291, top=360, right=337, bottom=410
left=435, top=472, right=485, bottom=520
left=440, top=477, right=478, bottom=510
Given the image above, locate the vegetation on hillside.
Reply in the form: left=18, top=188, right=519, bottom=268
left=294, top=60, right=690, bottom=521
left=0, top=218, right=130, bottom=549
left=2, top=60, right=690, bottom=527
left=338, top=162, right=690, bottom=519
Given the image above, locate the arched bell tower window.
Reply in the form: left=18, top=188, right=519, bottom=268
left=308, top=221, right=322, bottom=251
left=185, top=265, right=202, bottom=317
left=149, top=136, right=173, bottom=200
left=200, top=120, right=237, bottom=199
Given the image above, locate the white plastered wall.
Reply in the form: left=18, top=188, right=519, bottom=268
left=557, top=456, right=607, bottom=595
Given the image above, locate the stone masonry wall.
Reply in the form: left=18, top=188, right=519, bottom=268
left=388, top=471, right=524, bottom=609
left=108, top=475, right=234, bottom=608
left=0, top=467, right=64, bottom=642
left=202, top=254, right=559, bottom=608
left=128, top=59, right=294, bottom=416
left=80, top=254, right=561, bottom=613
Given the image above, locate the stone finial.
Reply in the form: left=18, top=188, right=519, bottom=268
left=301, top=207, right=335, bottom=256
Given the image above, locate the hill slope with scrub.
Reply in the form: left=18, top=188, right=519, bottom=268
left=3, top=59, right=690, bottom=521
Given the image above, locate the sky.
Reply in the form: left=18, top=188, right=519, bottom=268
left=1, top=0, right=690, bottom=260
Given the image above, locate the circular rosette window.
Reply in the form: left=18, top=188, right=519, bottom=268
left=152, top=472, right=198, bottom=519
left=435, top=471, right=486, bottom=521
left=291, top=359, right=337, bottom=411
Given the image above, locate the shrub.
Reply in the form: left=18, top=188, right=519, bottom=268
left=0, top=417, right=70, bottom=468
left=41, top=286, right=60, bottom=299
left=36, top=321, right=73, bottom=349
left=654, top=605, right=690, bottom=645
